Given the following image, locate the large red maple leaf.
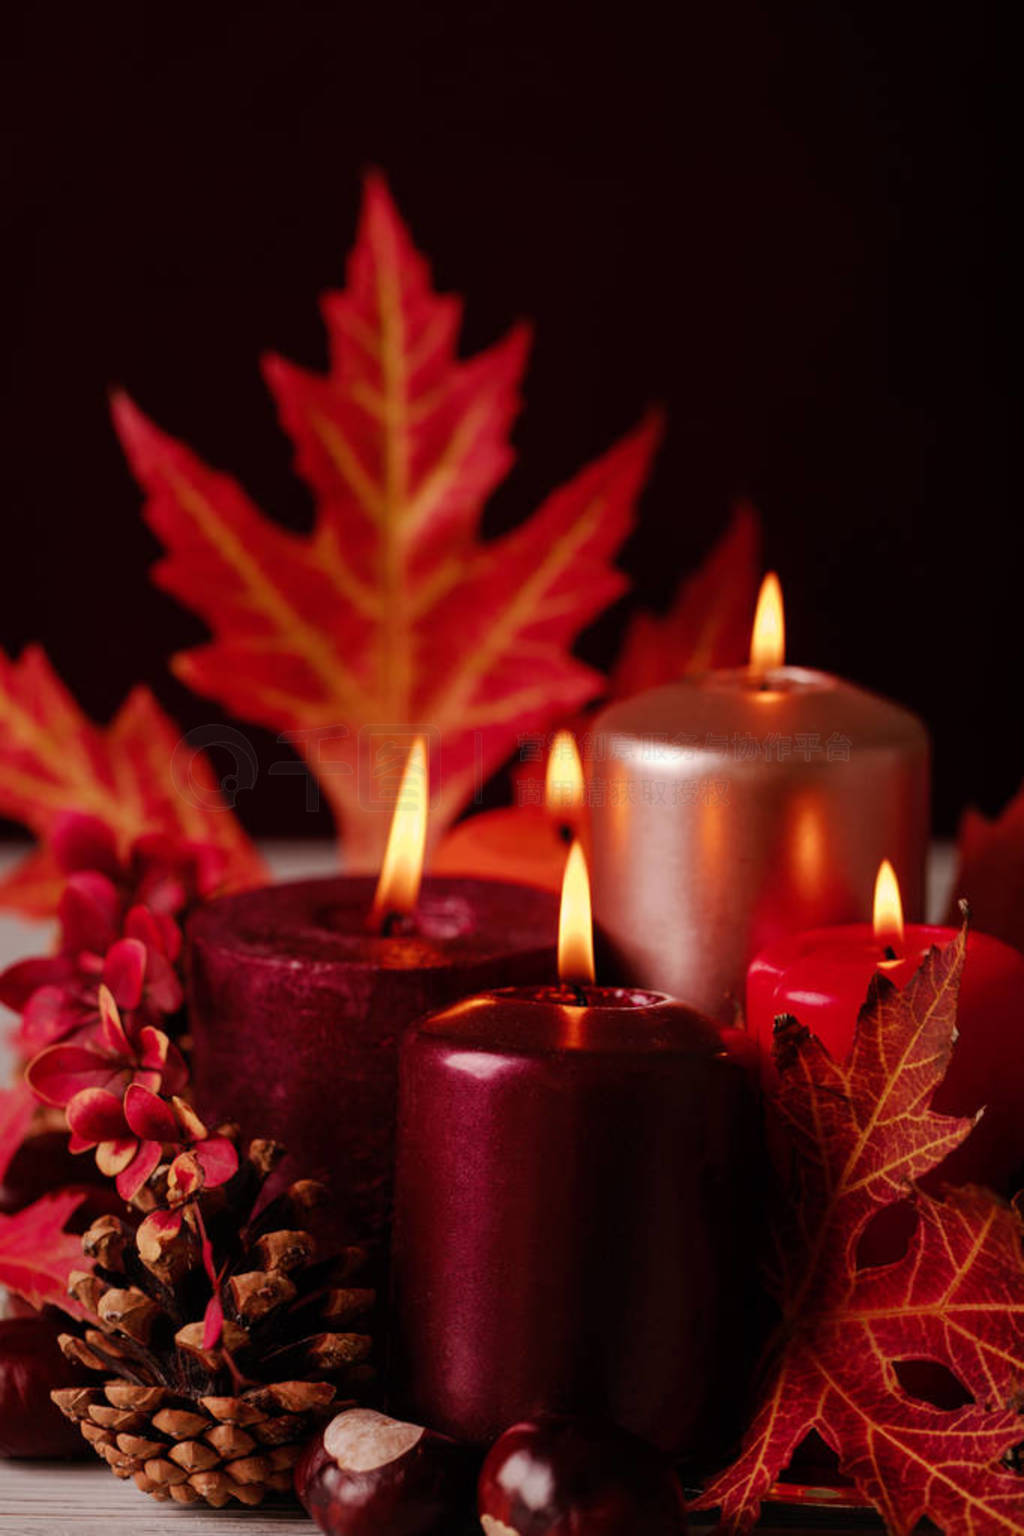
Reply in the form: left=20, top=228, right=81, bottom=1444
left=0, top=645, right=264, bottom=914
left=112, top=174, right=661, bottom=867
left=694, top=923, right=1024, bottom=1535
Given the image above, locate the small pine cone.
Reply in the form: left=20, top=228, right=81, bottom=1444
left=51, top=1146, right=375, bottom=1508
left=53, top=1373, right=348, bottom=1507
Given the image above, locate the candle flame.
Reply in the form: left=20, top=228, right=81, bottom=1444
left=558, top=840, right=596, bottom=986
left=545, top=730, right=585, bottom=824
left=370, top=737, right=428, bottom=928
left=750, top=572, right=785, bottom=671
left=873, top=859, right=905, bottom=948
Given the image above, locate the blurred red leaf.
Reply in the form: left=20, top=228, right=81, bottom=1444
left=610, top=500, right=761, bottom=697
left=112, top=174, right=660, bottom=867
left=0, top=1083, right=36, bottom=1186
left=948, top=780, right=1024, bottom=957
left=0, top=647, right=264, bottom=915
left=0, top=1189, right=89, bottom=1312
left=693, top=924, right=1024, bottom=1534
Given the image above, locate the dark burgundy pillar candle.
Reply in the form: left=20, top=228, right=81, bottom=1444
left=390, top=985, right=754, bottom=1457
left=187, top=877, right=557, bottom=1237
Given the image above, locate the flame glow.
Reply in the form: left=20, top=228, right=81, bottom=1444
left=873, top=859, right=905, bottom=948
left=545, top=730, right=585, bottom=823
left=558, top=840, right=595, bottom=986
left=750, top=572, right=785, bottom=671
left=370, top=737, right=428, bottom=927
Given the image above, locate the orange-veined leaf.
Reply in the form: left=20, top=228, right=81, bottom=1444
left=113, top=174, right=660, bottom=865
left=0, top=646, right=264, bottom=914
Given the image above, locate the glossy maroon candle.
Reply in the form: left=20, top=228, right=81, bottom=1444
left=390, top=984, right=754, bottom=1456
left=187, top=876, right=557, bottom=1237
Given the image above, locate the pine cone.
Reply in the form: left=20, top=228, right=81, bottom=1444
left=51, top=1139, right=376, bottom=1508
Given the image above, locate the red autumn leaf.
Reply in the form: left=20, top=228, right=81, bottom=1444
left=0, top=1190, right=89, bottom=1313
left=112, top=173, right=661, bottom=867
left=948, top=779, right=1024, bottom=957
left=0, top=1082, right=36, bottom=1186
left=0, top=646, right=265, bottom=916
left=609, top=500, right=761, bottom=697
left=694, top=924, right=1024, bottom=1535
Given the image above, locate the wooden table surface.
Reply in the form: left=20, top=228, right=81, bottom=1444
left=0, top=1461, right=314, bottom=1533
left=0, top=1461, right=884, bottom=1534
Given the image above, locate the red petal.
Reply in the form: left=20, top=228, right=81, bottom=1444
left=95, top=1137, right=138, bottom=1176
left=58, top=871, right=121, bottom=957
left=142, top=1208, right=182, bottom=1239
left=157, top=911, right=184, bottom=963
left=115, top=1138, right=162, bottom=1202
left=160, top=1041, right=189, bottom=1096
left=123, top=1083, right=179, bottom=1143
left=202, top=1291, right=224, bottom=1350
left=51, top=812, right=121, bottom=878
left=66, top=1087, right=129, bottom=1144
left=137, top=1208, right=183, bottom=1258
left=131, top=836, right=191, bottom=915
left=142, top=949, right=183, bottom=1014
left=102, top=938, right=147, bottom=1012
left=171, top=1096, right=207, bottom=1141
left=167, top=1151, right=202, bottom=1201
left=123, top=903, right=169, bottom=955
left=97, top=984, right=131, bottom=1058
left=18, top=986, right=87, bottom=1054
left=26, top=1044, right=117, bottom=1107
left=0, top=956, right=74, bottom=1013
left=136, top=1026, right=188, bottom=1094
left=130, top=1068, right=163, bottom=1095
left=192, top=1137, right=238, bottom=1190
left=136, top=1025, right=169, bottom=1074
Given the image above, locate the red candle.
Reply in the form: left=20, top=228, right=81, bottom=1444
left=390, top=844, right=754, bottom=1456
left=432, top=731, right=585, bottom=892
left=187, top=742, right=557, bottom=1238
left=747, top=861, right=1024, bottom=1192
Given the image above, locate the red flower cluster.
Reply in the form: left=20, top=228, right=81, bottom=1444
left=1, top=812, right=238, bottom=1207
left=0, top=812, right=224, bottom=1056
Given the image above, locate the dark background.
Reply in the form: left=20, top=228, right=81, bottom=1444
left=0, top=1, right=1016, bottom=838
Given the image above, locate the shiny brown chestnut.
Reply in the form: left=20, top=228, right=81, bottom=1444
left=478, top=1416, right=687, bottom=1535
left=0, top=1314, right=91, bottom=1459
left=296, top=1407, right=474, bottom=1535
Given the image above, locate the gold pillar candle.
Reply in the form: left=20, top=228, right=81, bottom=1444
left=588, top=577, right=929, bottom=1021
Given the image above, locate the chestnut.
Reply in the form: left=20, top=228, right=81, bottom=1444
left=296, top=1406, right=474, bottom=1535
left=478, top=1415, right=687, bottom=1535
left=0, top=1314, right=91, bottom=1459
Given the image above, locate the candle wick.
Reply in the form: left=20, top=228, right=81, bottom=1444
left=562, top=980, right=589, bottom=1006
left=882, top=944, right=899, bottom=962
left=558, top=822, right=573, bottom=844
left=375, top=909, right=412, bottom=937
